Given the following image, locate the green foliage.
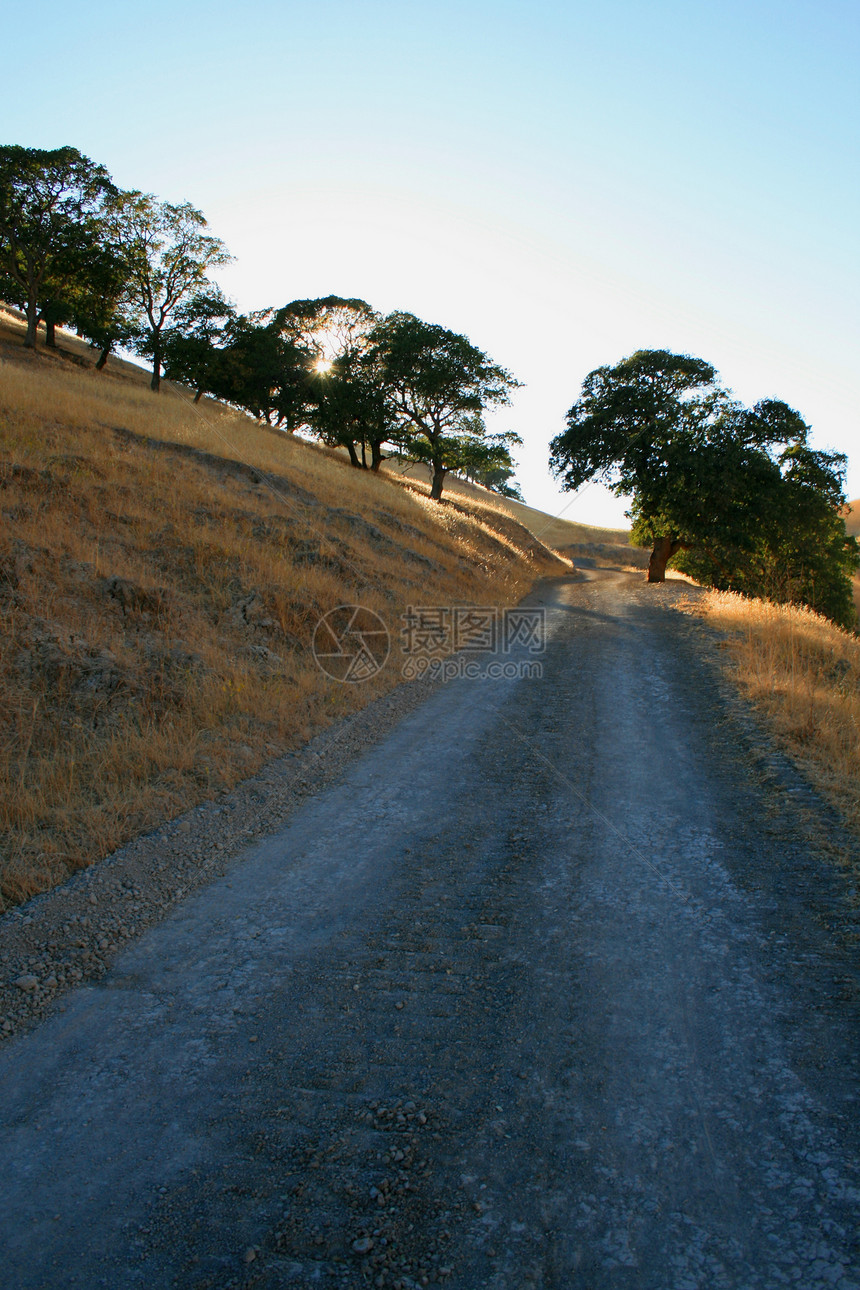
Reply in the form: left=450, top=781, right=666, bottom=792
left=104, top=191, right=231, bottom=390
left=276, top=295, right=378, bottom=362
left=207, top=311, right=311, bottom=428
left=309, top=349, right=402, bottom=469
left=665, top=434, right=860, bottom=629
left=552, top=351, right=858, bottom=625
left=40, top=231, right=138, bottom=361
left=0, top=144, right=115, bottom=346
left=550, top=349, right=725, bottom=497
left=0, top=143, right=526, bottom=504
left=436, top=427, right=524, bottom=499
left=367, top=313, right=520, bottom=498
left=278, top=297, right=399, bottom=466
left=161, top=288, right=236, bottom=400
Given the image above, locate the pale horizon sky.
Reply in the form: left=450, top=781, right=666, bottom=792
left=4, top=0, right=858, bottom=525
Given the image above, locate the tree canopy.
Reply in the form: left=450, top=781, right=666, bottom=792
left=309, top=342, right=400, bottom=471
left=200, top=309, right=310, bottom=428
left=0, top=145, right=114, bottom=349
left=161, top=287, right=236, bottom=402
left=550, top=350, right=858, bottom=625
left=278, top=297, right=392, bottom=464
left=367, top=312, right=520, bottom=499
left=456, top=430, right=525, bottom=500
left=276, top=295, right=378, bottom=367
left=105, top=191, right=231, bottom=391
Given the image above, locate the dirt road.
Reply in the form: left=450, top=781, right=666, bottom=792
left=2, top=571, right=860, bottom=1289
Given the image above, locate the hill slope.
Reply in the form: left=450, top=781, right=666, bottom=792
left=386, top=459, right=631, bottom=547
left=0, top=315, right=568, bottom=908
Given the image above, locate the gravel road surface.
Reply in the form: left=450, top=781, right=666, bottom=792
left=2, top=570, right=860, bottom=1290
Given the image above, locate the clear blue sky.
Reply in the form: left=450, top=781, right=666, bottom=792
left=4, top=0, right=858, bottom=523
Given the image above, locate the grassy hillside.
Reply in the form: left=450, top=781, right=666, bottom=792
left=388, top=459, right=631, bottom=548
left=0, top=311, right=568, bottom=908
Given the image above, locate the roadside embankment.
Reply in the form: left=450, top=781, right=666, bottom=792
left=0, top=320, right=568, bottom=912
left=678, top=588, right=860, bottom=846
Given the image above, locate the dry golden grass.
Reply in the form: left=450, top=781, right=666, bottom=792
left=388, top=458, right=632, bottom=549
left=683, top=589, right=860, bottom=836
left=0, top=314, right=567, bottom=909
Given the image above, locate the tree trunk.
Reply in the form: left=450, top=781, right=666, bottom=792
left=194, top=387, right=204, bottom=404
left=45, top=319, right=56, bottom=348
left=150, top=352, right=161, bottom=392
left=648, top=536, right=682, bottom=583
left=95, top=344, right=111, bottom=370
left=345, top=441, right=362, bottom=469
left=24, top=298, right=38, bottom=349
left=370, top=440, right=384, bottom=472
left=430, top=462, right=447, bottom=501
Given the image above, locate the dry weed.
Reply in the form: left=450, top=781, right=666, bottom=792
left=682, top=589, right=860, bottom=836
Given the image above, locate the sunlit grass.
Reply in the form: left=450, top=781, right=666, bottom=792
left=681, top=589, right=860, bottom=837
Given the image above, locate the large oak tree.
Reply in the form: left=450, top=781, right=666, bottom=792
left=286, top=296, right=401, bottom=470
left=368, top=313, right=520, bottom=500
left=105, top=191, right=231, bottom=391
left=550, top=350, right=858, bottom=624
left=161, top=287, right=237, bottom=402
left=550, top=349, right=727, bottom=581
left=0, top=145, right=114, bottom=349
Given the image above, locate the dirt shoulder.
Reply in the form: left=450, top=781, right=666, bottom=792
left=0, top=669, right=443, bottom=1043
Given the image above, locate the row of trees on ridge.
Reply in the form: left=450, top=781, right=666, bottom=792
left=0, top=145, right=522, bottom=501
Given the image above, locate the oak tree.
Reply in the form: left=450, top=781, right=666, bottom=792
left=456, top=429, right=524, bottom=499
left=368, top=313, right=520, bottom=500
left=0, top=145, right=114, bottom=349
left=161, top=287, right=236, bottom=402
left=550, top=349, right=728, bottom=581
left=551, top=351, right=858, bottom=623
left=285, top=296, right=401, bottom=469
left=105, top=191, right=231, bottom=391
left=209, top=310, right=311, bottom=427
